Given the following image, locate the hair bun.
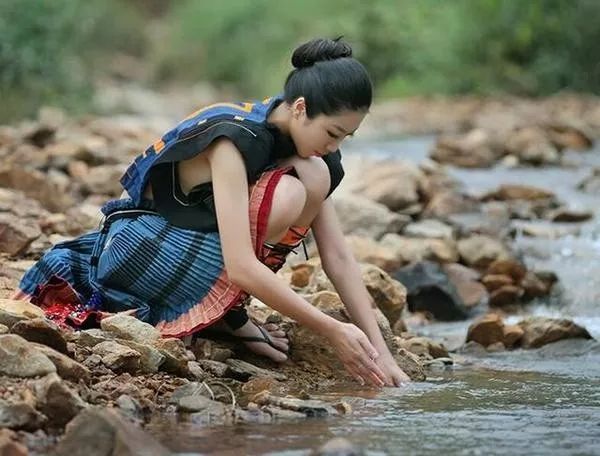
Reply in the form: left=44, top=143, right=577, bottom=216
left=291, top=37, right=353, bottom=69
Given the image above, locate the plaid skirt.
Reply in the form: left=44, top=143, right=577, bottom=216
left=15, top=167, right=296, bottom=338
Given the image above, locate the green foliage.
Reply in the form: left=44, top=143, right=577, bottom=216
left=0, top=0, right=146, bottom=121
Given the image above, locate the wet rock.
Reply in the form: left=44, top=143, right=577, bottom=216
left=361, top=264, right=407, bottom=327
left=380, top=233, right=459, bottom=264
left=252, top=391, right=337, bottom=417
left=153, top=337, right=194, bottom=376
left=486, top=341, right=506, bottom=352
left=457, top=235, right=512, bottom=269
left=503, top=324, right=524, bottom=348
left=521, top=271, right=552, bottom=299
left=482, top=274, right=514, bottom=292
left=260, top=405, right=305, bottom=421
left=0, top=335, right=56, bottom=377
left=0, top=212, right=42, bottom=257
left=225, top=359, right=287, bottom=382
left=175, top=395, right=227, bottom=414
left=311, top=437, right=365, bottom=456
left=518, top=317, right=592, bottom=348
left=0, top=428, right=28, bottom=456
left=505, top=127, right=560, bottom=165
left=100, top=314, right=160, bottom=345
left=466, top=314, right=505, bottom=347
left=332, top=194, right=410, bottom=239
left=34, top=373, right=87, bottom=428
left=431, top=129, right=500, bottom=168
left=393, top=261, right=469, bottom=321
left=116, top=339, right=165, bottom=374
left=0, top=299, right=45, bottom=329
left=481, top=184, right=556, bottom=202
left=345, top=236, right=403, bottom=272
left=546, top=207, right=593, bottom=222
left=53, top=408, right=171, bottom=456
left=353, top=160, right=424, bottom=211
left=0, top=401, right=46, bottom=431
left=443, top=263, right=488, bottom=309
left=486, top=259, right=527, bottom=283
left=11, top=318, right=68, bottom=354
left=403, top=219, right=455, bottom=240
left=31, top=343, right=91, bottom=384
left=489, top=285, right=523, bottom=307
left=92, top=341, right=141, bottom=373
left=392, top=348, right=426, bottom=381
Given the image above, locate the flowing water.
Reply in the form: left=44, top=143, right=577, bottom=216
left=153, top=137, right=600, bottom=455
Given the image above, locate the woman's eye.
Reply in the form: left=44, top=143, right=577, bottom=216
left=327, top=131, right=339, bottom=139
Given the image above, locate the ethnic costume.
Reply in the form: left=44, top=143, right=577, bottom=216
left=15, top=95, right=344, bottom=338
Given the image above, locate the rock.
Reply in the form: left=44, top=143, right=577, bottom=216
left=116, top=395, right=143, bottom=421
left=392, top=348, right=426, bottom=381
left=489, top=285, right=523, bottom=307
left=393, top=261, right=469, bottom=321
left=34, top=373, right=87, bottom=428
left=176, top=395, right=227, bottom=414
left=505, top=127, right=560, bottom=165
left=0, top=324, right=8, bottom=334
left=546, top=208, right=593, bottom=222
left=403, top=219, right=455, bottom=240
left=31, top=343, right=91, bottom=384
left=518, top=317, right=592, bottom=349
left=577, top=168, right=600, bottom=194
left=100, top=314, right=160, bottom=345
left=0, top=401, right=46, bottom=431
left=443, top=263, right=487, bottom=308
left=521, top=272, right=552, bottom=299
left=486, top=259, right=527, bottom=283
left=195, top=359, right=229, bottom=377
left=431, top=129, right=500, bottom=168
left=345, top=236, right=403, bottom=272
left=311, top=437, right=365, bottom=456
left=380, top=233, right=459, bottom=264
left=354, top=160, right=424, bottom=211
left=0, top=299, right=45, bottom=329
left=225, top=359, right=287, bottom=382
left=332, top=194, right=410, bottom=239
left=0, top=428, right=28, bottom=455
left=513, top=220, right=581, bottom=239
left=503, top=324, right=524, bottom=348
left=0, top=335, right=56, bottom=377
left=92, top=341, right=141, bottom=373
left=361, top=264, right=407, bottom=326
left=546, top=123, right=593, bottom=150
left=189, top=338, right=233, bottom=362
left=261, top=405, right=305, bottom=421
left=290, top=263, right=315, bottom=288
left=466, top=314, right=505, bottom=347
left=486, top=341, right=506, bottom=352
left=115, top=339, right=165, bottom=374
left=423, top=191, right=479, bottom=218
left=481, top=274, right=514, bottom=292
left=481, top=184, right=556, bottom=202
left=153, top=337, right=193, bottom=376
left=187, top=361, right=207, bottom=381
left=252, top=391, right=337, bottom=418
left=52, top=408, right=171, bottom=456
left=397, top=336, right=449, bottom=359
left=11, top=318, right=68, bottom=354
left=0, top=213, right=41, bottom=256
left=457, top=235, right=512, bottom=269
left=74, top=328, right=113, bottom=347
left=79, top=164, right=127, bottom=197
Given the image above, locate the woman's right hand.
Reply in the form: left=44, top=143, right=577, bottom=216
left=327, top=321, right=387, bottom=387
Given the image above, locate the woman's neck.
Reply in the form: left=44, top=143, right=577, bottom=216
left=267, top=101, right=292, bottom=136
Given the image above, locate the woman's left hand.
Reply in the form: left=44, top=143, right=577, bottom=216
left=375, top=351, right=411, bottom=386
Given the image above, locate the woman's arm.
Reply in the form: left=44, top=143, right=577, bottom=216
left=312, top=198, right=410, bottom=385
left=206, top=139, right=386, bottom=386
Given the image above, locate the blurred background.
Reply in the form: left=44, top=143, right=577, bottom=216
left=2, top=0, right=599, bottom=123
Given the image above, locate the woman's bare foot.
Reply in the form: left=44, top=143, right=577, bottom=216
left=230, top=321, right=289, bottom=363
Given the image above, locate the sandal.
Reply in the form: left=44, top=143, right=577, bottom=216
left=195, top=324, right=289, bottom=354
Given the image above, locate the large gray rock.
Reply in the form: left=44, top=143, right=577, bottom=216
left=393, top=261, right=470, bottom=321
left=0, top=299, right=45, bottom=329
left=34, top=373, right=87, bottom=428
left=92, top=341, right=141, bottom=373
left=116, top=339, right=165, bottom=374
left=0, top=213, right=41, bottom=256
left=11, top=317, right=69, bottom=354
left=52, top=408, right=171, bottom=456
left=31, top=343, right=91, bottom=384
left=457, top=235, right=512, bottom=268
left=0, top=334, right=56, bottom=377
left=380, top=233, right=459, bottom=264
left=403, top=219, right=455, bottom=240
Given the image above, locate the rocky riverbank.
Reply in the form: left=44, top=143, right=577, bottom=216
left=0, top=95, right=597, bottom=454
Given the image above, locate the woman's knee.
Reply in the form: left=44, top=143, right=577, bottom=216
left=290, top=157, right=331, bottom=205
left=269, top=174, right=307, bottom=229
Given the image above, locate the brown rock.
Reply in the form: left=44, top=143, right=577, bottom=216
left=0, top=428, right=28, bottom=456
left=0, top=213, right=41, bottom=256
left=481, top=274, right=514, bottom=292
left=431, top=129, right=500, bottom=168
left=11, top=318, right=68, bottom=354
left=380, top=233, right=459, bottom=264
left=546, top=124, right=593, bottom=150
left=34, top=373, right=87, bottom=428
left=0, top=299, right=45, bottom=329
left=290, top=263, right=315, bottom=288
left=345, top=236, right=404, bottom=272
left=486, top=259, right=527, bottom=283
left=518, top=317, right=592, bottom=348
left=0, top=335, right=56, bottom=377
left=546, top=208, right=593, bottom=223
left=457, top=235, right=511, bottom=269
left=503, top=324, right=524, bottom=348
left=31, top=343, right=91, bottom=384
left=361, top=264, right=407, bottom=327
left=153, top=337, right=194, bottom=376
left=505, top=127, right=560, bottom=165
left=397, top=336, right=448, bottom=359
left=423, top=191, right=479, bottom=218
left=92, top=341, right=141, bottom=373
left=521, top=272, right=551, bottom=299
left=0, top=401, right=46, bottom=431
left=489, top=285, right=523, bottom=307
left=482, top=184, right=555, bottom=202
left=466, top=314, right=504, bottom=347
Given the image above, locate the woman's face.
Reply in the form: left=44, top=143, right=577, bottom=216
left=289, top=98, right=367, bottom=158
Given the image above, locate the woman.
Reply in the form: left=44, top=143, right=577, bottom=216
left=16, top=37, right=410, bottom=387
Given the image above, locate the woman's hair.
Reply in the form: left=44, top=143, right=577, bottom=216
left=283, top=37, right=372, bottom=118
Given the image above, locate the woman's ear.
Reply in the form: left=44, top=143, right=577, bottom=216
left=292, top=97, right=306, bottom=119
